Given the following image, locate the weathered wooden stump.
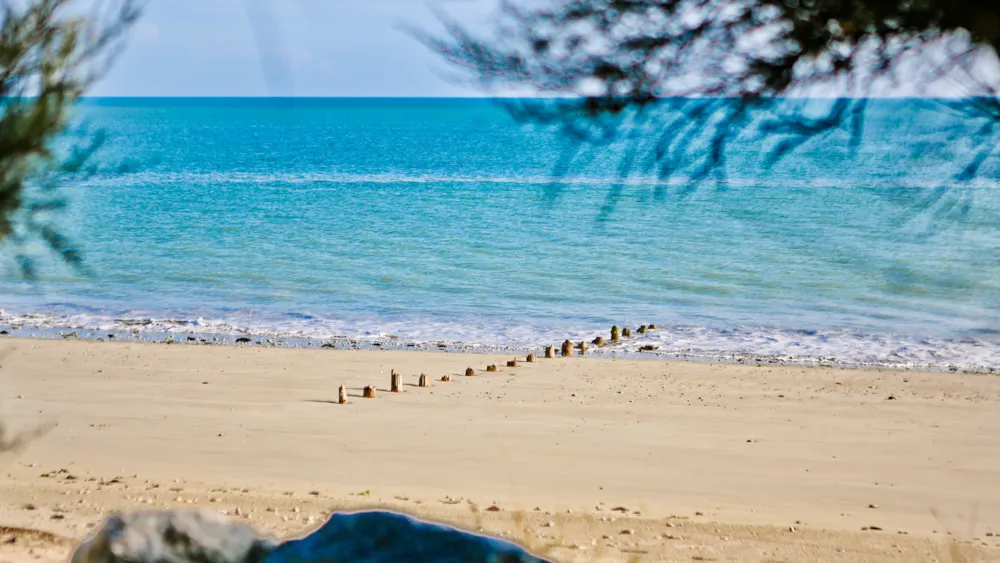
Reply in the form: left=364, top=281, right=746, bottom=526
left=622, top=327, right=632, bottom=338
left=545, top=345, right=555, bottom=359
left=637, top=325, right=647, bottom=334
left=526, top=353, right=537, bottom=363
left=391, top=370, right=401, bottom=393
left=419, top=374, right=429, bottom=387
left=592, top=336, right=605, bottom=346
left=648, top=324, right=657, bottom=330
left=506, top=359, right=518, bottom=368
left=611, top=325, right=621, bottom=342
left=578, top=341, right=588, bottom=355
left=561, top=339, right=573, bottom=357
left=363, top=386, right=376, bottom=399
left=338, top=385, right=347, bottom=405
left=441, top=375, right=452, bottom=382
left=486, top=364, right=498, bottom=372
left=465, top=367, right=476, bottom=377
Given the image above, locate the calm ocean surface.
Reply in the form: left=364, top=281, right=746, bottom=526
left=1, top=98, right=998, bottom=370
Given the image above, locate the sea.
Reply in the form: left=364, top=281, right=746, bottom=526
left=0, top=97, right=998, bottom=371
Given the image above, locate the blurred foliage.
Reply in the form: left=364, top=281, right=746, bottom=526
left=0, top=0, right=139, bottom=277
left=416, top=0, right=1000, bottom=202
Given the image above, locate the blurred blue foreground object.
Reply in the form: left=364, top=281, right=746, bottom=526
left=270, top=510, right=551, bottom=563
left=71, top=508, right=552, bottom=563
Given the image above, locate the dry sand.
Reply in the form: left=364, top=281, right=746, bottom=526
left=1, top=337, right=999, bottom=562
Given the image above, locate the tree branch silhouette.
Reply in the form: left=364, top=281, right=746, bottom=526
left=0, top=0, right=141, bottom=277
left=414, top=0, right=1000, bottom=217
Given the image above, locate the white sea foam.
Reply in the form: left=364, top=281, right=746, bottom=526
left=2, top=308, right=996, bottom=372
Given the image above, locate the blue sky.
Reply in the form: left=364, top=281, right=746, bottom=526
left=91, top=0, right=494, bottom=97
left=90, top=0, right=996, bottom=98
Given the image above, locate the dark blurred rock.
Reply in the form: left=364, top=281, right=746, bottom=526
left=72, top=509, right=551, bottom=563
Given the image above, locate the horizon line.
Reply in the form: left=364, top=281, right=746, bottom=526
left=78, top=94, right=989, bottom=100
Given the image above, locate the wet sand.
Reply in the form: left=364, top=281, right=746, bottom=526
left=1, top=338, right=999, bottom=562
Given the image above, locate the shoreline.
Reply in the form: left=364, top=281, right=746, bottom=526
left=2, top=338, right=999, bottom=561
left=1, top=321, right=995, bottom=374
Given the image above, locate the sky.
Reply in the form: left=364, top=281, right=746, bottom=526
left=89, top=0, right=998, bottom=98
left=91, top=0, right=495, bottom=97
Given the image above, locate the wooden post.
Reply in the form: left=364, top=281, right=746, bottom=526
left=545, top=345, right=555, bottom=359
left=486, top=364, right=498, bottom=372
left=637, top=325, right=647, bottom=334
left=465, top=367, right=476, bottom=377
left=526, top=353, right=536, bottom=363
left=561, top=339, right=573, bottom=357
left=592, top=336, right=605, bottom=346
left=622, top=327, right=632, bottom=338
left=506, top=359, right=518, bottom=367
left=578, top=341, right=588, bottom=355
left=391, top=370, right=401, bottom=392
left=441, top=375, right=452, bottom=382
left=611, top=326, right=620, bottom=342
left=648, top=324, right=657, bottom=330
left=419, top=374, right=428, bottom=387
left=338, top=385, right=347, bottom=405
left=363, top=386, right=376, bottom=399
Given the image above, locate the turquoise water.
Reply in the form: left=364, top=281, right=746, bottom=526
left=1, top=98, right=998, bottom=369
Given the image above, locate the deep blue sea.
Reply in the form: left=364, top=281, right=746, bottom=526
left=1, top=98, right=998, bottom=370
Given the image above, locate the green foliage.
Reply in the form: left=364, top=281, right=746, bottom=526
left=0, top=0, right=139, bottom=276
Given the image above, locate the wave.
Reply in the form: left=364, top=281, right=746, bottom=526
left=71, top=170, right=1000, bottom=191
left=2, top=308, right=996, bottom=373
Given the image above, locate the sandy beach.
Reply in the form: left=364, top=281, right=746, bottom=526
left=1, top=337, right=999, bottom=562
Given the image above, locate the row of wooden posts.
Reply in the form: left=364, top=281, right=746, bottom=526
left=340, top=370, right=438, bottom=403
left=338, top=324, right=656, bottom=403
